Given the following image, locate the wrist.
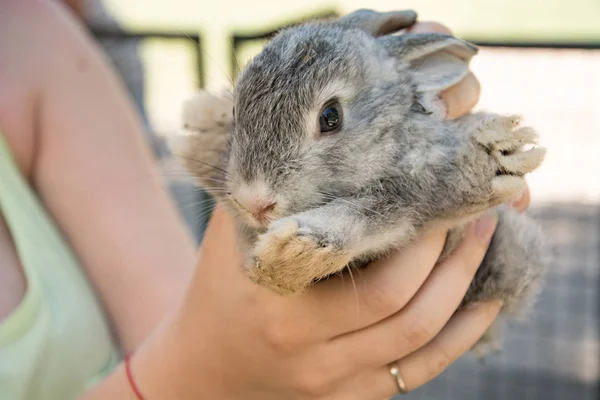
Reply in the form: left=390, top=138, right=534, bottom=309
left=124, top=353, right=145, bottom=399
left=128, top=316, right=186, bottom=399
left=128, top=314, right=231, bottom=399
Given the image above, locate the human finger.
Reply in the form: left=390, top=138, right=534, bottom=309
left=512, top=186, right=531, bottom=212
left=407, top=21, right=481, bottom=120
left=333, top=213, right=498, bottom=370
left=406, top=21, right=453, bottom=35
left=440, top=72, right=482, bottom=120
left=356, top=300, right=502, bottom=398
left=288, top=227, right=448, bottom=340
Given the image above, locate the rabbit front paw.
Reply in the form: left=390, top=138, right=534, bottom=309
left=474, top=115, right=546, bottom=204
left=248, top=218, right=351, bottom=295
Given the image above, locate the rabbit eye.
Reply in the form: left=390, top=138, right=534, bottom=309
left=319, top=101, right=343, bottom=134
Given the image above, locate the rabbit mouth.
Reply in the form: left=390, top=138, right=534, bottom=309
left=252, top=215, right=275, bottom=228
left=235, top=211, right=273, bottom=229
left=238, top=205, right=279, bottom=229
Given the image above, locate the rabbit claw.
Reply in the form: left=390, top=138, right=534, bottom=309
left=474, top=115, right=546, bottom=203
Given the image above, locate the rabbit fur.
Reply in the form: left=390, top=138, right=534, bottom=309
left=175, top=9, right=549, bottom=356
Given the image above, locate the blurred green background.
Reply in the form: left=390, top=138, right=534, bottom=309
left=105, top=0, right=600, bottom=41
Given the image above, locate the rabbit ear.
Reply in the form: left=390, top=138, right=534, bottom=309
left=378, top=32, right=478, bottom=93
left=334, top=9, right=417, bottom=37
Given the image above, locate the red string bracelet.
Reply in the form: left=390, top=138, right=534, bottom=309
left=124, top=352, right=146, bottom=400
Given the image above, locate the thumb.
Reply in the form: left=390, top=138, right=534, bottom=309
left=195, top=203, right=248, bottom=283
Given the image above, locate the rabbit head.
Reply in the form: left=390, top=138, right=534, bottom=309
left=226, top=9, right=478, bottom=229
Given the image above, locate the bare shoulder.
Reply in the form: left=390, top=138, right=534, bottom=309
left=0, top=0, right=99, bottom=179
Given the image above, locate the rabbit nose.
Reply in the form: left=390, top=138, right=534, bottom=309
left=249, top=201, right=277, bottom=219
left=228, top=182, right=278, bottom=223
left=233, top=196, right=277, bottom=220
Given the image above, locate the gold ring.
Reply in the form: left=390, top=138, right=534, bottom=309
left=389, top=362, right=408, bottom=394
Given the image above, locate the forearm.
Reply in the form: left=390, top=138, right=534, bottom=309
left=38, top=1, right=196, bottom=349
left=80, top=315, right=229, bottom=400
left=81, top=337, right=184, bottom=400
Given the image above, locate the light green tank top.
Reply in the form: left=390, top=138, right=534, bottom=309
left=0, top=133, right=120, bottom=399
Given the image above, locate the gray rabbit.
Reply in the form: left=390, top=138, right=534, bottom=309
left=175, top=9, right=549, bottom=355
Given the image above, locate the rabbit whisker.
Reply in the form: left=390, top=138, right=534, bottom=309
left=171, top=153, right=230, bottom=176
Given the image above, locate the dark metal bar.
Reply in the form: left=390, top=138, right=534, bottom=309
left=228, top=11, right=600, bottom=78
left=89, top=28, right=205, bottom=88
left=468, top=40, right=600, bottom=50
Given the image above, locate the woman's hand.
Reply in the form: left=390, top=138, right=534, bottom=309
left=126, top=205, right=500, bottom=400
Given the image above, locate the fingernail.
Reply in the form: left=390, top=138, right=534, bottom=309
left=510, top=190, right=525, bottom=204
left=465, top=299, right=503, bottom=311
left=464, top=301, right=485, bottom=310
left=491, top=299, right=504, bottom=309
left=511, top=196, right=522, bottom=207
left=475, top=213, right=498, bottom=243
left=511, top=190, right=528, bottom=210
left=485, top=300, right=504, bottom=314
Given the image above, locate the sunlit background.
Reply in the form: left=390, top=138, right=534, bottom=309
left=75, top=0, right=599, bottom=398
